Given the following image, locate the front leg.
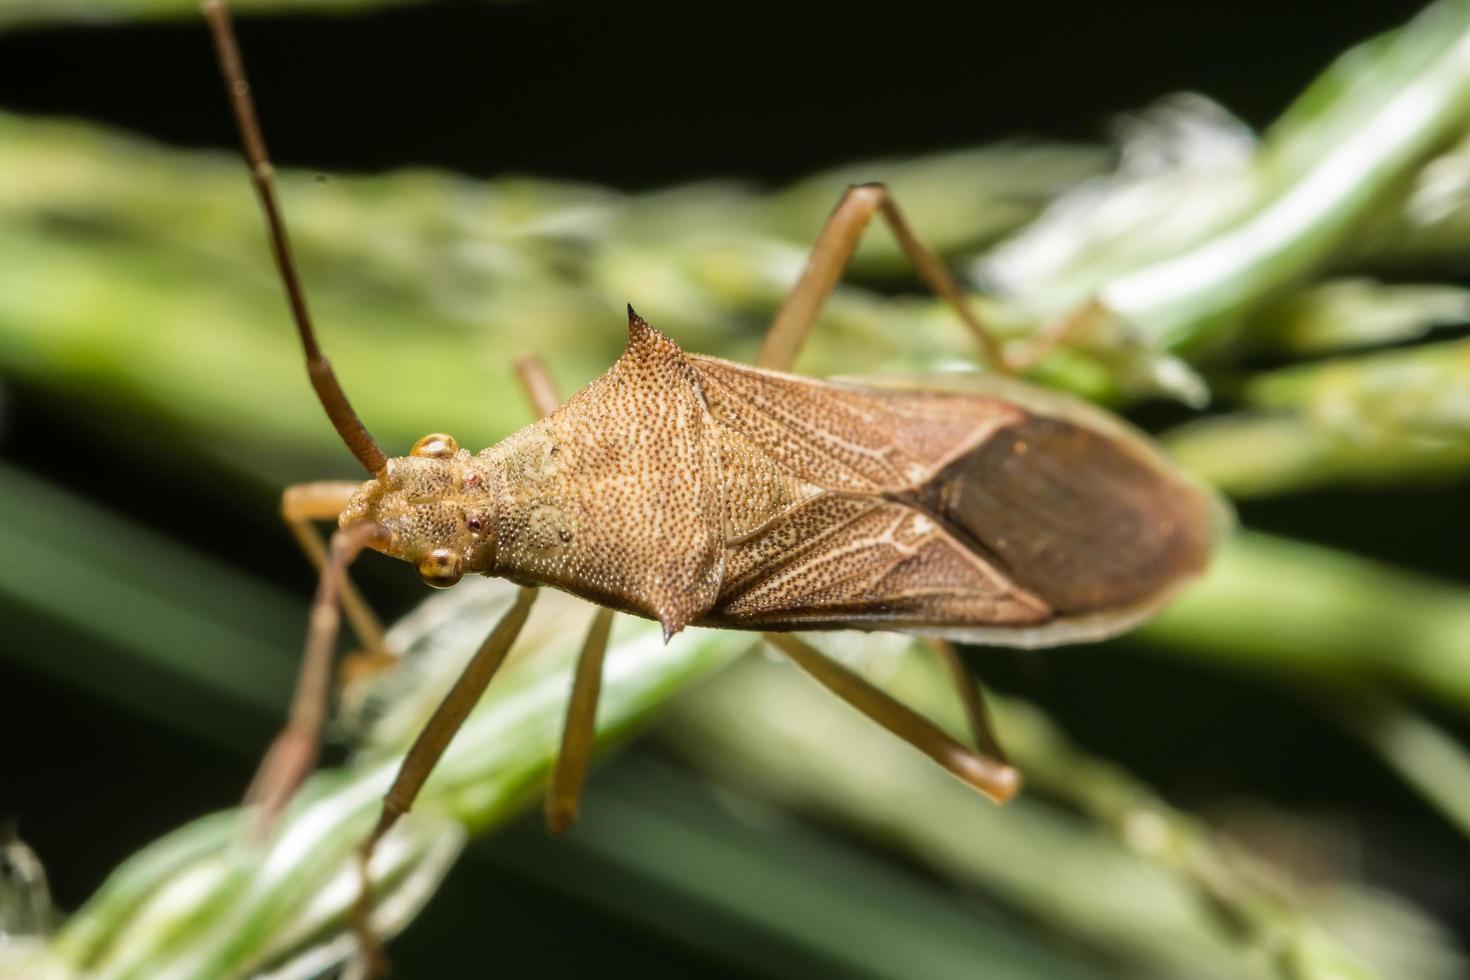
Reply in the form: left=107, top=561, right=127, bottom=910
left=242, top=483, right=392, bottom=833
left=247, top=520, right=389, bottom=829
left=351, top=357, right=564, bottom=973
left=282, top=480, right=388, bottom=663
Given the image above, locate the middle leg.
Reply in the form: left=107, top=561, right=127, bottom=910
left=352, top=354, right=582, bottom=970
left=544, top=607, right=616, bottom=836
left=247, top=519, right=390, bottom=830
left=514, top=355, right=625, bottom=836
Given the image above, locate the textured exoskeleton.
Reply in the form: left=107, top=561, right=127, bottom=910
left=343, top=310, right=1222, bottom=647
left=202, top=3, right=1227, bottom=959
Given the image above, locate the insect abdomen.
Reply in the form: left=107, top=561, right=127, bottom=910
left=923, top=414, right=1215, bottom=615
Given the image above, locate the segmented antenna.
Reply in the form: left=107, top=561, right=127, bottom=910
left=203, top=0, right=387, bottom=475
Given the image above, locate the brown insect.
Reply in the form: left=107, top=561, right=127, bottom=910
left=203, top=0, right=1223, bottom=966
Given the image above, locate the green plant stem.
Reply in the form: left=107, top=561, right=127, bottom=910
left=1164, top=413, right=1470, bottom=497
left=1, top=473, right=1465, bottom=976
left=9, top=584, right=751, bottom=979
left=664, top=645, right=1393, bottom=980
left=1107, top=0, right=1470, bottom=348
left=1312, top=687, right=1470, bottom=841
left=1138, top=532, right=1470, bottom=713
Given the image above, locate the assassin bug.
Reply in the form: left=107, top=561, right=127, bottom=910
left=202, top=0, right=1222, bottom=966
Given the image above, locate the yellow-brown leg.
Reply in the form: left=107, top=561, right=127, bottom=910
left=758, top=186, right=1028, bottom=797
left=515, top=355, right=625, bottom=836
left=360, top=586, right=539, bottom=849
left=281, top=481, right=389, bottom=663
left=513, top=355, right=564, bottom=419
left=930, top=639, right=1009, bottom=764
left=757, top=182, right=1096, bottom=376
left=765, top=634, right=1020, bottom=803
left=351, top=355, right=567, bottom=973
left=353, top=586, right=539, bottom=975
left=757, top=183, right=1005, bottom=373
left=544, top=607, right=616, bottom=835
left=246, top=520, right=390, bottom=830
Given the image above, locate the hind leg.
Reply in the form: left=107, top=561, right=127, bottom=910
left=757, top=183, right=1006, bottom=372
left=756, top=182, right=1097, bottom=375
left=765, top=634, right=1020, bottom=804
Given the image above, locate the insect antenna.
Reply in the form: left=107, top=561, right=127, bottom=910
left=203, top=0, right=387, bottom=475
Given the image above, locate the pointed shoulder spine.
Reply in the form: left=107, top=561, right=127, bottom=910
left=625, top=304, right=672, bottom=352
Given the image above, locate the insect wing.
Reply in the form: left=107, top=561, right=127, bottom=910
left=691, top=359, right=1227, bottom=647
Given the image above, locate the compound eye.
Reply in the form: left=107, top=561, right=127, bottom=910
left=417, top=548, right=463, bottom=589
left=411, top=433, right=459, bottom=459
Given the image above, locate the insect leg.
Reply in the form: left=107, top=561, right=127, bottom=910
left=757, top=182, right=1008, bottom=373
left=281, top=482, right=389, bottom=664
left=351, top=355, right=563, bottom=969
left=245, top=520, right=390, bottom=831
left=353, top=587, right=538, bottom=974
left=1001, top=298, right=1107, bottom=373
left=512, top=353, right=618, bottom=835
left=930, top=639, right=1010, bottom=764
left=764, top=633, right=1021, bottom=804
left=513, top=355, right=564, bottom=418
left=544, top=607, right=616, bottom=835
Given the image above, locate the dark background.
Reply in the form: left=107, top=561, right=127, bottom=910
left=0, top=1, right=1424, bottom=185
left=2, top=1, right=1462, bottom=975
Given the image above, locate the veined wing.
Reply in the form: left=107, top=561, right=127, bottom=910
left=691, top=360, right=1224, bottom=647
left=701, top=492, right=1051, bottom=631
left=690, top=354, right=1023, bottom=493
